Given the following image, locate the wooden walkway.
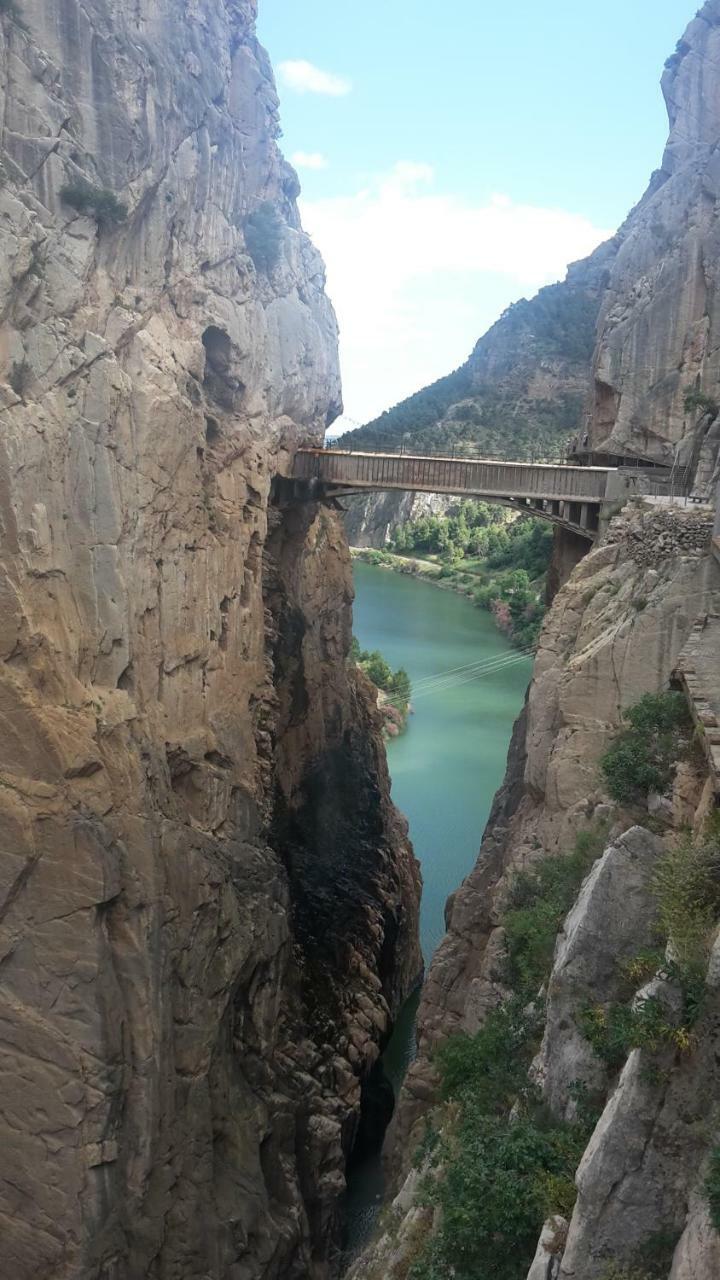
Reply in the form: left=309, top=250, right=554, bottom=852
left=292, top=449, right=680, bottom=540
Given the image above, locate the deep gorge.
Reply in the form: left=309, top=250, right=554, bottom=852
left=2, top=2, right=720, bottom=1279
left=343, top=562, right=532, bottom=1262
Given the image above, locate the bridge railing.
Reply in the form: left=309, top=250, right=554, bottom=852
left=325, top=437, right=684, bottom=471
left=324, top=438, right=579, bottom=466
left=312, top=443, right=692, bottom=497
left=297, top=449, right=612, bottom=501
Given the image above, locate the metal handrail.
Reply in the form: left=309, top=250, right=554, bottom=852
left=324, top=438, right=576, bottom=465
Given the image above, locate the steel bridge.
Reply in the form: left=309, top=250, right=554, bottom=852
left=291, top=448, right=681, bottom=541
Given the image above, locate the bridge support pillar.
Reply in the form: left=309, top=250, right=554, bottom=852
left=547, top=527, right=592, bottom=602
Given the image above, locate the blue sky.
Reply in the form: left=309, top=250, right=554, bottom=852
left=257, top=0, right=696, bottom=428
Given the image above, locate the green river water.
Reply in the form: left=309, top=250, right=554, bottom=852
left=343, top=561, right=533, bottom=1259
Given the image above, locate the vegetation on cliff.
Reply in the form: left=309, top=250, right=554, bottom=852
left=600, top=692, right=695, bottom=804
left=408, top=825, right=610, bottom=1280
left=60, top=179, right=128, bottom=227
left=580, top=818, right=720, bottom=1070
left=351, top=638, right=412, bottom=736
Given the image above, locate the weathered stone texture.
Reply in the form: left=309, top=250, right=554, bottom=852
left=0, top=3, right=420, bottom=1277
left=586, top=0, right=720, bottom=472
left=379, top=506, right=720, bottom=1216
left=531, top=826, right=664, bottom=1121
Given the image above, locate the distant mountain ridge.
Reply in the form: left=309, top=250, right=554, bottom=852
left=342, top=240, right=618, bottom=544
left=341, top=239, right=617, bottom=462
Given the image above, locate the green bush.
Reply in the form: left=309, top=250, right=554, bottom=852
left=8, top=358, right=30, bottom=398
left=349, top=638, right=412, bottom=722
left=60, top=180, right=127, bottom=226
left=578, top=996, right=684, bottom=1071
left=600, top=692, right=694, bottom=804
left=683, top=387, right=718, bottom=418
left=412, top=1111, right=586, bottom=1280
left=436, top=1000, right=534, bottom=1114
left=244, top=201, right=283, bottom=273
left=536, top=1169, right=578, bottom=1219
left=653, top=831, right=720, bottom=977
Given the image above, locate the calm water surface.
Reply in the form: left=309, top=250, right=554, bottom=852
left=352, top=560, right=532, bottom=960
left=344, top=561, right=532, bottom=1258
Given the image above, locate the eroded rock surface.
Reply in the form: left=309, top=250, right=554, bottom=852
left=0, top=3, right=420, bottom=1277
left=532, top=826, right=664, bottom=1120
left=586, top=0, right=720, bottom=473
left=351, top=504, right=720, bottom=1279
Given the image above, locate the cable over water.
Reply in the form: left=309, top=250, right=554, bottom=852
left=411, top=649, right=535, bottom=699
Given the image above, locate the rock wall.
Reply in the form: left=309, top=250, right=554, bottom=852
left=0, top=3, right=421, bottom=1277
left=349, top=504, right=720, bottom=1280
left=343, top=490, right=452, bottom=549
left=586, top=0, right=720, bottom=472
left=386, top=504, right=720, bottom=1160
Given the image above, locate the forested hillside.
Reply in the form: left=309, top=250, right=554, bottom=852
left=340, top=256, right=614, bottom=461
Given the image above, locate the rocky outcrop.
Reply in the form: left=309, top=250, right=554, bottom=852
left=527, top=1218, right=567, bottom=1280
left=0, top=3, right=420, bottom=1277
left=343, top=489, right=452, bottom=549
left=346, top=502, right=720, bottom=1279
left=531, top=826, right=664, bottom=1121
left=585, top=1, right=720, bottom=473
left=555, top=925, right=720, bottom=1280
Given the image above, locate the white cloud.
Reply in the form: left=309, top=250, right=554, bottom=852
left=300, top=163, right=613, bottom=429
left=292, top=150, right=329, bottom=171
left=278, top=60, right=351, bottom=97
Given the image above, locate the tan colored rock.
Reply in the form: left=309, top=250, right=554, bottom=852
left=586, top=1, right=720, bottom=475
left=531, top=826, right=663, bottom=1120
left=669, top=1193, right=720, bottom=1280
left=0, top=2, right=420, bottom=1277
left=526, top=1217, right=568, bottom=1280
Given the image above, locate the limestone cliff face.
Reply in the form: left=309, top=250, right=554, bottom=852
left=343, top=490, right=453, bottom=548
left=0, top=3, right=421, bottom=1277
left=586, top=0, right=720, bottom=473
left=389, top=505, right=720, bottom=1156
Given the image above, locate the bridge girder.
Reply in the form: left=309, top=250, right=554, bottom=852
left=286, top=448, right=683, bottom=543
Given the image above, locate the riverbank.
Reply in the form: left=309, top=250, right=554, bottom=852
left=351, top=544, right=546, bottom=650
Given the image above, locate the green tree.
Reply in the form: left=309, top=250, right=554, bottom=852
left=600, top=692, right=694, bottom=804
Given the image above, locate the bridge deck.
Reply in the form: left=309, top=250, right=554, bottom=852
left=294, top=449, right=612, bottom=504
